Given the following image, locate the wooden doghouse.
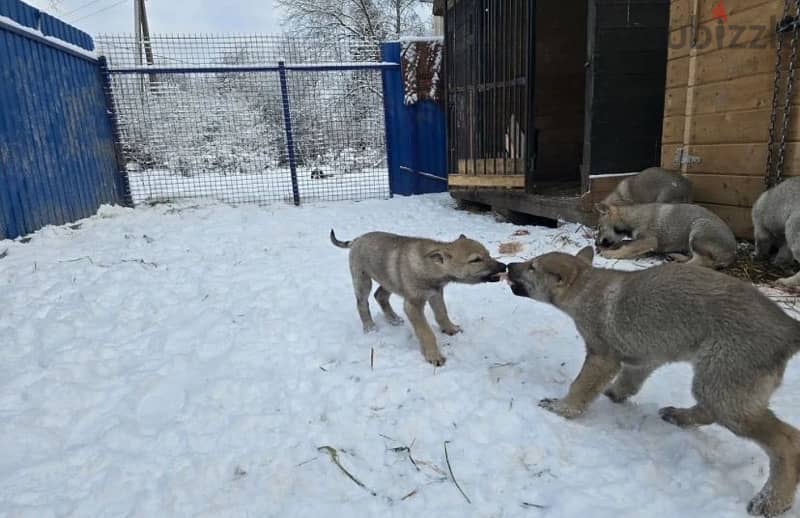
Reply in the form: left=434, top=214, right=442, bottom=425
left=443, top=0, right=672, bottom=225
left=659, top=0, right=799, bottom=238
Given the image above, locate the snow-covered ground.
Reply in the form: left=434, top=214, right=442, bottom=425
left=127, top=167, right=390, bottom=205
left=1, top=193, right=798, bottom=517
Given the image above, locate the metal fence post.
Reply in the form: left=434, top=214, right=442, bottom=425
left=98, top=56, right=134, bottom=207
left=278, top=61, right=301, bottom=206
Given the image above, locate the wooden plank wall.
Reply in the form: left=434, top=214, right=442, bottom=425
left=661, top=0, right=796, bottom=238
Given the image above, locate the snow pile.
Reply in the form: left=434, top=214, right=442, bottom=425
left=1, top=193, right=798, bottom=517
left=401, top=38, right=444, bottom=106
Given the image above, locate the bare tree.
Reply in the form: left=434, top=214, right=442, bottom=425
left=276, top=0, right=428, bottom=42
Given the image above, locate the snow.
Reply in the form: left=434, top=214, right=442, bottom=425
left=1, top=193, right=798, bottom=517
left=126, top=166, right=390, bottom=205
left=402, top=41, right=418, bottom=106
left=109, top=62, right=398, bottom=73
left=0, top=14, right=97, bottom=61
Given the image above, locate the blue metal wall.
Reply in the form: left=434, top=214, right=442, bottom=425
left=0, top=0, right=124, bottom=240
left=381, top=42, right=448, bottom=196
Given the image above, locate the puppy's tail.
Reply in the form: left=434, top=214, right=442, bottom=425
left=330, top=229, right=352, bottom=249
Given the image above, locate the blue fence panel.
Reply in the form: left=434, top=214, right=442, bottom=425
left=381, top=41, right=448, bottom=196
left=0, top=0, right=123, bottom=240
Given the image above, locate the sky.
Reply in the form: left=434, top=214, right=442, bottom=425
left=25, top=0, right=285, bottom=36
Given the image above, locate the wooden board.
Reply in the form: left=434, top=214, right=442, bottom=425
left=664, top=86, right=688, bottom=117
left=456, top=159, right=526, bottom=175
left=687, top=109, right=771, bottom=144
left=690, top=73, right=775, bottom=115
left=448, top=174, right=525, bottom=188
left=663, top=115, right=686, bottom=144
left=685, top=173, right=766, bottom=206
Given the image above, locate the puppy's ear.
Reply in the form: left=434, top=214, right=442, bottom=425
left=426, top=250, right=450, bottom=264
left=594, top=202, right=610, bottom=216
left=576, top=246, right=594, bottom=264
left=458, top=234, right=467, bottom=240
left=539, top=256, right=583, bottom=288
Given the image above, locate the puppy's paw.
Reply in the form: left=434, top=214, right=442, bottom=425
left=538, top=398, right=583, bottom=419
left=658, top=406, right=700, bottom=428
left=387, top=316, right=405, bottom=326
left=598, top=248, right=624, bottom=260
left=441, top=324, right=463, bottom=336
left=362, top=322, right=378, bottom=334
left=424, top=350, right=446, bottom=367
left=603, top=387, right=629, bottom=404
left=747, top=487, right=793, bottom=517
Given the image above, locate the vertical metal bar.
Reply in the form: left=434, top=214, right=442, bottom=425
left=278, top=61, right=301, bottom=206
left=99, top=56, right=134, bottom=206
left=480, top=0, right=488, bottom=175
left=490, top=0, right=496, bottom=173
left=500, top=0, right=507, bottom=178
left=526, top=0, right=538, bottom=193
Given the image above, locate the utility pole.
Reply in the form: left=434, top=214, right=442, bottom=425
left=134, top=0, right=141, bottom=66
left=139, top=0, right=154, bottom=67
left=133, top=0, right=154, bottom=67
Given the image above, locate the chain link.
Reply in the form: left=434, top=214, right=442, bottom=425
left=765, top=0, right=791, bottom=188
left=775, top=0, right=800, bottom=186
left=767, top=0, right=800, bottom=188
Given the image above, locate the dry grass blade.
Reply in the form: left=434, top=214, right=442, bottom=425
left=723, top=243, right=796, bottom=287
left=0, top=249, right=8, bottom=260
left=317, top=446, right=377, bottom=496
left=443, top=441, right=471, bottom=504
left=401, top=489, right=418, bottom=501
left=521, top=502, right=547, bottom=509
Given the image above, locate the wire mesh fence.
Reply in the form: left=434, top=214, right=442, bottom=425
left=96, top=34, right=391, bottom=205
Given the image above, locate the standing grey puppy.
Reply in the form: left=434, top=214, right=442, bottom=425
left=331, top=229, right=506, bottom=366
left=753, top=177, right=800, bottom=287
left=602, top=167, right=692, bottom=206
left=507, top=247, right=800, bottom=517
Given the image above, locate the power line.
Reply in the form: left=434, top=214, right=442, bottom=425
left=70, top=0, right=129, bottom=24
left=62, top=0, right=108, bottom=17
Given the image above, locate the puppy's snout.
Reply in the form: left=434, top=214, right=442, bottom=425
left=493, top=260, right=507, bottom=273
left=507, top=262, right=525, bottom=280
left=595, top=237, right=611, bottom=248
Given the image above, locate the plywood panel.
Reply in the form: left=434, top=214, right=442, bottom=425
left=665, top=86, right=688, bottom=117
left=663, top=115, right=687, bottom=143
left=670, top=0, right=693, bottom=30
left=677, top=143, right=767, bottom=175
left=661, top=143, right=683, bottom=167
left=692, top=5, right=779, bottom=59
left=667, top=55, right=690, bottom=88
left=688, top=109, right=770, bottom=144
left=690, top=73, right=774, bottom=114
left=668, top=33, right=691, bottom=61
left=692, top=44, right=777, bottom=85
left=696, top=0, right=779, bottom=23
left=685, top=173, right=766, bottom=206
left=448, top=174, right=525, bottom=188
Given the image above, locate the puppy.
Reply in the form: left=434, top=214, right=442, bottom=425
left=507, top=247, right=800, bottom=517
left=508, top=247, right=800, bottom=516
left=753, top=177, right=800, bottom=287
left=331, top=230, right=506, bottom=366
left=594, top=202, right=737, bottom=268
left=602, top=167, right=692, bottom=206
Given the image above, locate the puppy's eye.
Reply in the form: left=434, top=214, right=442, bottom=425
left=613, top=226, right=625, bottom=233
left=469, top=257, right=483, bottom=263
